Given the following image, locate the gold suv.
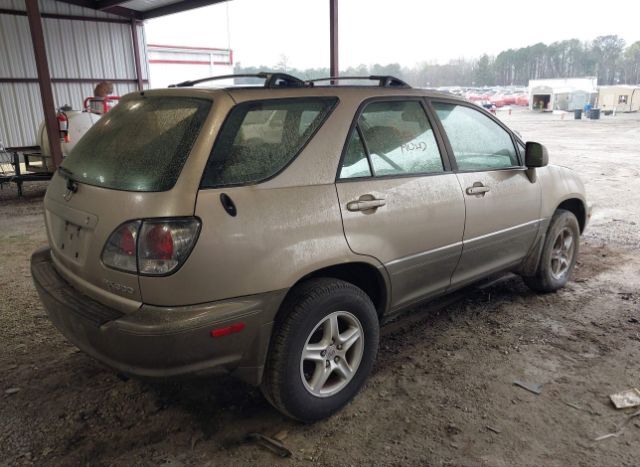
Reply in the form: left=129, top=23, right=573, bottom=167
left=31, top=73, right=589, bottom=421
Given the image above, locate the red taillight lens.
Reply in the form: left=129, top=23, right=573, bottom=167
left=138, top=218, right=200, bottom=275
left=102, top=218, right=200, bottom=276
left=145, top=224, right=174, bottom=260
left=119, top=226, right=136, bottom=256
left=101, top=221, right=141, bottom=273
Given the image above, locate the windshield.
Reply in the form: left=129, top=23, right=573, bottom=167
left=62, top=96, right=212, bottom=192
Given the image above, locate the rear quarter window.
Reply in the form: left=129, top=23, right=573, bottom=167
left=200, top=97, right=338, bottom=188
left=63, top=96, right=212, bottom=192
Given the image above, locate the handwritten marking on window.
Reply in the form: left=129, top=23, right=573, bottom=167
left=401, top=141, right=427, bottom=152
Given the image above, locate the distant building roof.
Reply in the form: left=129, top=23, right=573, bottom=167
left=528, top=77, right=598, bottom=93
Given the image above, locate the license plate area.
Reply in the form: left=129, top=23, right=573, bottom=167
left=59, top=220, right=86, bottom=263
left=45, top=200, right=98, bottom=266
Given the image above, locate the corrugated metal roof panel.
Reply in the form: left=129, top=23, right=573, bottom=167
left=0, top=3, right=149, bottom=147
left=120, top=0, right=179, bottom=12
left=0, top=0, right=124, bottom=19
left=0, top=0, right=25, bottom=11
left=42, top=0, right=119, bottom=18
left=0, top=83, right=43, bottom=147
left=0, top=14, right=37, bottom=78
left=1, top=15, right=141, bottom=81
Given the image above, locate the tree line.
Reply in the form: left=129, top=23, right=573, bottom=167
left=235, top=35, right=640, bottom=87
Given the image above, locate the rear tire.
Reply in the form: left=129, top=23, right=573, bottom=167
left=261, top=278, right=379, bottom=422
left=524, top=209, right=580, bottom=293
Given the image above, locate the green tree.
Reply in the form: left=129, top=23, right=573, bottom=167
left=474, top=54, right=494, bottom=86
left=623, top=41, right=640, bottom=84
left=592, top=35, right=626, bottom=84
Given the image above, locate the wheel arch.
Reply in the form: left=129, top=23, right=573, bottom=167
left=276, top=262, right=390, bottom=323
left=557, top=197, right=587, bottom=233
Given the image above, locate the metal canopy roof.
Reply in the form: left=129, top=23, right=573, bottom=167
left=10, top=0, right=339, bottom=171
left=58, top=0, right=229, bottom=20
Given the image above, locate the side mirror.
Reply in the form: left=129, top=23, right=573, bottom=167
left=525, top=141, right=549, bottom=168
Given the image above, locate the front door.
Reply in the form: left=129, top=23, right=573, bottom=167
left=336, top=99, right=465, bottom=311
left=431, top=101, right=542, bottom=288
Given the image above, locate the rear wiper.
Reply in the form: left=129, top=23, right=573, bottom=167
left=57, top=166, right=74, bottom=180
left=58, top=166, right=79, bottom=193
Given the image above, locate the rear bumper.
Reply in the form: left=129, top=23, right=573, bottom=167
left=31, top=247, right=285, bottom=385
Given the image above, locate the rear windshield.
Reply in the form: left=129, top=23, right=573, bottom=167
left=62, top=96, right=212, bottom=191
left=201, top=97, right=338, bottom=187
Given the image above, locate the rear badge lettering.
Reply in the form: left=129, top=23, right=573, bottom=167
left=103, top=279, right=135, bottom=295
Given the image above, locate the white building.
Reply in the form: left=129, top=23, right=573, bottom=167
left=147, top=44, right=233, bottom=89
left=528, top=77, right=598, bottom=111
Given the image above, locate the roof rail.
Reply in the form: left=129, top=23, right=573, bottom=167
left=169, top=72, right=307, bottom=89
left=306, top=75, right=410, bottom=88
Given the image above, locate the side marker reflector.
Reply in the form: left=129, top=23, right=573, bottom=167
left=210, top=322, right=246, bottom=338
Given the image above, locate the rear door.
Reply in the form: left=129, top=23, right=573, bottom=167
left=430, top=101, right=542, bottom=288
left=336, top=99, right=465, bottom=311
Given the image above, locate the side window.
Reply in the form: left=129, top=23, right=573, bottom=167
left=299, top=110, right=320, bottom=135
left=433, top=103, right=519, bottom=171
left=339, top=100, right=444, bottom=178
left=339, top=129, right=372, bottom=179
left=201, top=98, right=337, bottom=187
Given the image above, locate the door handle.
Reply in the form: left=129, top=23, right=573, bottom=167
left=465, top=184, right=490, bottom=196
left=347, top=198, right=386, bottom=212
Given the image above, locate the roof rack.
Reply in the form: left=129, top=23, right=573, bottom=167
left=306, top=75, right=410, bottom=88
left=169, top=72, right=307, bottom=89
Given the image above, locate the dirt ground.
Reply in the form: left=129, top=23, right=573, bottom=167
left=1, top=109, right=639, bottom=467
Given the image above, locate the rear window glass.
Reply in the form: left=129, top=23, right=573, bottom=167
left=201, top=98, right=337, bottom=187
left=62, top=96, right=212, bottom=191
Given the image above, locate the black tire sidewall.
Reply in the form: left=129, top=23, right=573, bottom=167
left=278, top=284, right=379, bottom=421
left=538, top=210, right=580, bottom=290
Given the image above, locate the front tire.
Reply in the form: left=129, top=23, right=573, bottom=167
left=524, top=209, right=580, bottom=293
left=261, top=278, right=379, bottom=422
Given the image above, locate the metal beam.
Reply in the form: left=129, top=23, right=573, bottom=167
left=54, top=0, right=96, bottom=9
left=330, top=0, right=338, bottom=78
left=130, top=19, right=144, bottom=91
left=0, top=7, right=132, bottom=24
left=25, top=0, right=63, bottom=170
left=141, top=0, right=228, bottom=20
left=54, top=0, right=142, bottom=19
left=96, top=0, right=128, bottom=10
left=102, top=6, right=142, bottom=19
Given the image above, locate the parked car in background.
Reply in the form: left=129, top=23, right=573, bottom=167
left=32, top=73, right=590, bottom=422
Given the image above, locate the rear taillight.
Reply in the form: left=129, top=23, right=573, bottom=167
left=101, top=218, right=200, bottom=276
left=102, top=221, right=141, bottom=273
left=138, top=219, right=200, bottom=275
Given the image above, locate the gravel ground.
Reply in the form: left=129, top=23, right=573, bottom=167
left=1, top=110, right=639, bottom=467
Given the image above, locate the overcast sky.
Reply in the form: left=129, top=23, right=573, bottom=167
left=145, top=0, right=639, bottom=69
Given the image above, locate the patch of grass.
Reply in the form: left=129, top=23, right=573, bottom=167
left=1, top=233, right=31, bottom=243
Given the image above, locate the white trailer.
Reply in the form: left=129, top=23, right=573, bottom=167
left=597, top=85, right=640, bottom=112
